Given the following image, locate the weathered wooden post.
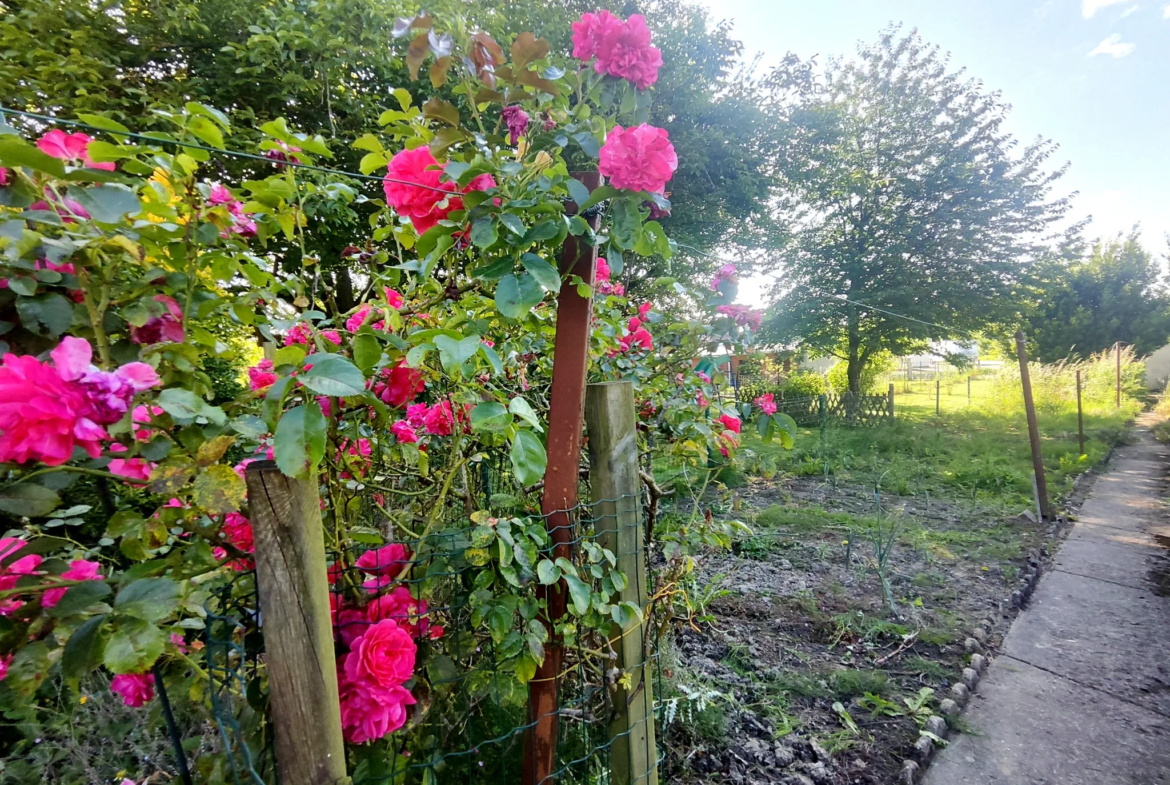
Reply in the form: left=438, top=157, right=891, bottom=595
left=245, top=462, right=347, bottom=785
left=1015, top=332, right=1052, bottom=522
left=1076, top=369, right=1086, bottom=456
left=585, top=381, right=657, bottom=785
left=887, top=383, right=895, bottom=422
left=523, top=172, right=601, bottom=785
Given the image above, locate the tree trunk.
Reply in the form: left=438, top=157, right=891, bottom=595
left=334, top=267, right=355, bottom=314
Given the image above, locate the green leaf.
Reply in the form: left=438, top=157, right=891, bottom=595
left=480, top=344, right=503, bottom=375
left=114, top=577, right=180, bottom=622
left=521, top=253, right=561, bottom=293
left=187, top=116, right=225, bottom=149
left=579, top=184, right=618, bottom=212
left=274, top=401, right=327, bottom=479
left=231, top=414, right=268, bottom=440
left=191, top=464, right=247, bottom=515
left=49, top=580, right=111, bottom=618
left=103, top=617, right=164, bottom=674
left=16, top=293, right=75, bottom=336
left=470, top=402, right=511, bottom=432
left=352, top=134, right=384, bottom=153
left=157, top=388, right=227, bottom=425
left=433, top=334, right=482, bottom=371
left=471, top=256, right=514, bottom=281
left=62, top=614, right=106, bottom=680
left=567, top=178, right=591, bottom=207
left=359, top=151, right=388, bottom=175
left=0, top=484, right=60, bottom=517
left=523, top=220, right=560, bottom=245
left=0, top=138, right=66, bottom=177
left=470, top=216, right=498, bottom=249
left=495, top=273, right=545, bottom=319
left=272, top=344, right=306, bottom=368
left=70, top=184, right=141, bottom=222
left=299, top=354, right=366, bottom=397
left=352, top=333, right=382, bottom=374
left=536, top=560, right=561, bottom=585
left=499, top=214, right=526, bottom=236
left=510, top=430, right=546, bottom=487
left=563, top=574, right=591, bottom=616
left=508, top=397, right=543, bottom=431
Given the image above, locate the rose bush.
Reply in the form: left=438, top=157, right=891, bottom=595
left=0, top=7, right=791, bottom=781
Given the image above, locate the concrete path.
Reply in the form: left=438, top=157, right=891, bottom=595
left=924, top=421, right=1170, bottom=785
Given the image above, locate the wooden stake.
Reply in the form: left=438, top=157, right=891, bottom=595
left=524, top=171, right=601, bottom=785
left=245, top=462, right=346, bottom=785
left=935, top=379, right=940, bottom=415
left=1076, top=369, right=1086, bottom=456
left=1015, top=332, right=1052, bottom=521
left=887, top=383, right=895, bottom=422
left=1116, top=341, right=1122, bottom=408
left=967, top=375, right=972, bottom=405
left=585, top=381, right=657, bottom=785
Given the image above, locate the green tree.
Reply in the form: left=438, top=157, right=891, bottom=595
left=760, top=28, right=1071, bottom=393
left=1023, top=232, right=1170, bottom=361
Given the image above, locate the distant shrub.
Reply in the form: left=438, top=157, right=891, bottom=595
left=827, top=352, right=895, bottom=394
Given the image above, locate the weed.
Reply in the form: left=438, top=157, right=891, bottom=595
left=903, top=656, right=950, bottom=680
left=830, top=669, right=889, bottom=698
left=859, top=687, right=935, bottom=727
left=768, top=671, right=830, bottom=699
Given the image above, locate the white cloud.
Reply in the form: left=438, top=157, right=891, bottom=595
left=1088, top=33, right=1137, bottom=56
left=1120, top=4, right=1139, bottom=16
left=1082, top=0, right=1127, bottom=16
left=1164, top=3, right=1170, bottom=16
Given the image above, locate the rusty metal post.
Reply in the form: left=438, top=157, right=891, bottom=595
left=523, top=172, right=602, bottom=785
left=1015, top=331, right=1052, bottom=521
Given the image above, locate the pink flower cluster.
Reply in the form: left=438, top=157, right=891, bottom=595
left=284, top=324, right=342, bottom=348
left=43, top=559, right=102, bottom=608
left=0, top=538, right=44, bottom=616
left=329, top=542, right=443, bottom=744
left=595, top=258, right=624, bottom=296
left=111, top=672, right=155, bottom=707
left=248, top=359, right=278, bottom=391
left=618, top=302, right=654, bottom=353
left=598, top=124, right=677, bottom=194
left=212, top=512, right=255, bottom=572
left=716, top=304, right=762, bottom=332
left=36, top=130, right=115, bottom=171
left=346, top=289, right=405, bottom=332
left=0, top=336, right=160, bottom=466
left=373, top=360, right=424, bottom=408
left=392, top=400, right=457, bottom=443
left=129, top=295, right=185, bottom=345
left=572, top=11, right=663, bottom=90
left=383, top=147, right=496, bottom=235
left=716, top=413, right=741, bottom=457
left=108, top=442, right=154, bottom=481
left=754, top=392, right=778, bottom=416
left=502, top=105, right=530, bottom=145
left=207, top=183, right=257, bottom=238
left=711, top=263, right=737, bottom=291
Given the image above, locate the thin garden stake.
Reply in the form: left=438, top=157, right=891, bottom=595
left=1076, top=369, right=1086, bottom=456
left=153, top=661, right=194, bottom=785
left=1015, top=331, right=1052, bottom=521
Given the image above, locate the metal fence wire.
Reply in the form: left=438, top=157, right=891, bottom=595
left=204, top=480, right=662, bottom=785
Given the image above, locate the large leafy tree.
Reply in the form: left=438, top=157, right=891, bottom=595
left=0, top=0, right=788, bottom=293
left=1023, top=233, right=1170, bottom=361
left=761, top=28, right=1072, bottom=392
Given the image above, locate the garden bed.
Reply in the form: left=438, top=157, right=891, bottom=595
left=657, top=463, right=1105, bottom=785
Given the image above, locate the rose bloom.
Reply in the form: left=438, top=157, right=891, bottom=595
left=571, top=9, right=622, bottom=59
left=502, top=105, right=530, bottom=145
left=344, top=618, right=417, bottom=688
left=405, top=403, right=429, bottom=428
left=248, top=359, right=278, bottom=391
left=107, top=443, right=155, bottom=481
left=593, top=14, right=662, bottom=90
left=598, top=124, right=677, bottom=194
left=385, top=288, right=405, bottom=309
left=383, top=147, right=496, bottom=235
left=423, top=401, right=455, bottom=437
left=36, top=130, right=116, bottom=171
left=375, top=360, right=425, bottom=408
left=42, top=559, right=102, bottom=609
left=129, top=295, right=185, bottom=345
left=356, top=543, right=412, bottom=576
left=284, top=323, right=312, bottom=346
left=0, top=653, right=12, bottom=681
left=110, top=672, right=155, bottom=708
left=223, top=512, right=254, bottom=553
left=390, top=420, right=418, bottom=444
left=133, top=404, right=164, bottom=442
left=754, top=393, right=778, bottom=416
left=718, top=414, right=742, bottom=434
left=336, top=607, right=369, bottom=649
left=0, top=350, right=106, bottom=466
left=338, top=662, right=416, bottom=744
left=367, top=585, right=444, bottom=640
left=53, top=336, right=160, bottom=425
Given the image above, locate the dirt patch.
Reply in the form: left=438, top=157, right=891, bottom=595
left=660, top=472, right=1063, bottom=785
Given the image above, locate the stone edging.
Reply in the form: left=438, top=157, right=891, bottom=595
left=898, top=550, right=1045, bottom=783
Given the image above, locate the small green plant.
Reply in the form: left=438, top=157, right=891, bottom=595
left=859, top=687, right=935, bottom=728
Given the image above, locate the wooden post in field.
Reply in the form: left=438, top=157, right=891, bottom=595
left=935, top=379, right=940, bottom=415
left=967, top=376, right=972, bottom=405
left=1076, top=369, right=1086, bottom=456
left=887, top=383, right=895, bottom=422
left=1015, top=331, right=1052, bottom=522
left=1116, top=341, right=1122, bottom=408
left=245, top=462, right=346, bottom=785
left=585, top=381, right=657, bottom=785
left=524, top=172, right=601, bottom=785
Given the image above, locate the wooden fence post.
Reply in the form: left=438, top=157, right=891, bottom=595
left=1076, top=369, right=1086, bottom=456
left=1014, top=332, right=1052, bottom=522
left=887, top=383, right=895, bottom=422
left=967, top=376, right=971, bottom=405
left=1116, top=341, right=1122, bottom=408
left=585, top=381, right=657, bottom=785
left=244, top=462, right=347, bottom=785
left=523, top=171, right=602, bottom=785
left=935, top=379, right=940, bottom=415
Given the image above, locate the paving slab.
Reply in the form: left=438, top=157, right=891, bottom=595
left=925, top=425, right=1170, bottom=784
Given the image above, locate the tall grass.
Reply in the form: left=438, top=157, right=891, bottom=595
left=971, top=345, right=1145, bottom=418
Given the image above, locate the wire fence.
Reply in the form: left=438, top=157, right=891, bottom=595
left=200, top=477, right=661, bottom=785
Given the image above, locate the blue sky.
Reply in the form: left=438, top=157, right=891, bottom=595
left=699, top=0, right=1170, bottom=301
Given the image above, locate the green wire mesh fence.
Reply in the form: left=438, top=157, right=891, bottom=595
left=203, top=474, right=661, bottom=785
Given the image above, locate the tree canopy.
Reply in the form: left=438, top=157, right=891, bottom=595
left=1022, top=232, right=1170, bottom=361
left=760, top=28, right=1072, bottom=392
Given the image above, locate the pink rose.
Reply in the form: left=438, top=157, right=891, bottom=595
left=338, top=660, right=416, bottom=744
left=222, top=512, right=254, bottom=553
left=712, top=263, right=737, bottom=291
left=598, top=124, right=677, bottom=194
left=129, top=295, right=184, bottom=345
left=374, top=360, right=425, bottom=408
left=571, top=10, right=623, bottom=60
left=355, top=543, right=412, bottom=576
left=0, top=168, right=7, bottom=186
left=336, top=608, right=369, bottom=649
left=383, top=147, right=495, bottom=235
left=718, top=414, right=742, bottom=434
left=42, top=559, right=102, bottom=608
left=133, top=404, right=165, bottom=441
left=595, top=257, right=611, bottom=284
left=367, top=585, right=443, bottom=640
left=0, top=351, right=106, bottom=466
left=36, top=130, right=116, bottom=171
left=107, top=443, right=155, bottom=481
left=385, top=288, right=404, bottom=309
left=754, top=393, right=778, bottom=416
left=390, top=420, right=418, bottom=444
left=284, top=323, right=312, bottom=346
left=638, top=302, right=652, bottom=320
left=593, top=14, right=662, bottom=90
left=110, top=672, right=155, bottom=708
left=248, top=359, right=278, bottom=391
left=423, top=401, right=455, bottom=437
left=405, top=403, right=429, bottom=428
left=344, top=618, right=417, bottom=688
left=207, top=183, right=236, bottom=206
left=502, top=105, right=530, bottom=146
left=321, top=330, right=342, bottom=346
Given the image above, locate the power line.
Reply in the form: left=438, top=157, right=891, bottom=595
left=0, top=105, right=456, bottom=194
